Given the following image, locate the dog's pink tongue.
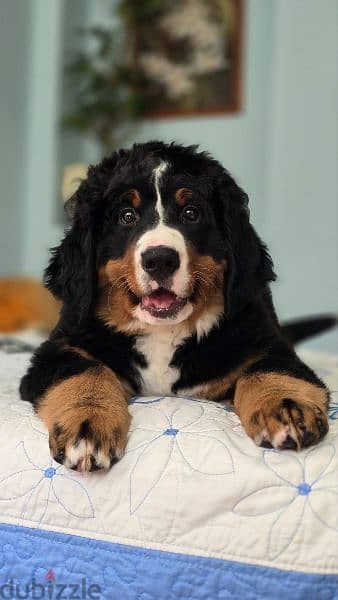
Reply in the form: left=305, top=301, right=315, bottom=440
left=143, top=289, right=177, bottom=310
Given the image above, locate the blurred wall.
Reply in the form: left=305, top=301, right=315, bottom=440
left=264, top=0, right=338, bottom=319
left=0, top=0, right=336, bottom=319
left=0, top=0, right=32, bottom=275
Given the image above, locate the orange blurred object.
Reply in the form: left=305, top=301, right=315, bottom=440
left=0, top=277, right=60, bottom=333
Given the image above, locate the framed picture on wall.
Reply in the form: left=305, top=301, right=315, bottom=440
left=129, top=0, right=244, bottom=118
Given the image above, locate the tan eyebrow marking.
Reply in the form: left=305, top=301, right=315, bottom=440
left=122, top=189, right=141, bottom=208
left=175, top=188, right=193, bottom=206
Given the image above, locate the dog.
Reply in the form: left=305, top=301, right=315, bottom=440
left=20, top=141, right=334, bottom=472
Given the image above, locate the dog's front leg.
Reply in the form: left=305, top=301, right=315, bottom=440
left=20, top=343, right=131, bottom=472
left=234, top=355, right=329, bottom=450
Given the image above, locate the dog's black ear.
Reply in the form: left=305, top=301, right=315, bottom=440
left=44, top=150, right=128, bottom=323
left=217, top=176, right=276, bottom=317
left=44, top=187, right=95, bottom=324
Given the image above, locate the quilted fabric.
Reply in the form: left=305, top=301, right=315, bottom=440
left=0, top=341, right=337, bottom=597
left=1, top=524, right=338, bottom=600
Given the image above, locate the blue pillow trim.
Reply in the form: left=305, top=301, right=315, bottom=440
left=0, top=523, right=337, bottom=599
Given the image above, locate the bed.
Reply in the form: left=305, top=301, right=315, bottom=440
left=0, top=335, right=337, bottom=599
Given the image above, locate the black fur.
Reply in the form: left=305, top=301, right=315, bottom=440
left=215, top=176, right=276, bottom=317
left=281, top=314, right=337, bottom=344
left=20, top=318, right=147, bottom=406
left=19, top=342, right=96, bottom=407
left=52, top=318, right=147, bottom=391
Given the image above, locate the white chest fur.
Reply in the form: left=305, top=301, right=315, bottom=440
left=135, top=325, right=188, bottom=396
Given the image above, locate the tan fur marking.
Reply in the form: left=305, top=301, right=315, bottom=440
left=39, top=366, right=131, bottom=468
left=175, top=188, right=193, bottom=206
left=192, top=357, right=262, bottom=401
left=122, top=188, right=141, bottom=208
left=96, top=245, right=142, bottom=331
left=186, top=244, right=225, bottom=331
left=64, top=345, right=94, bottom=360
left=234, top=373, right=329, bottom=449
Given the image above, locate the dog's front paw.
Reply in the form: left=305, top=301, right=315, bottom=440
left=48, top=408, right=131, bottom=472
left=235, top=373, right=329, bottom=451
left=248, top=397, right=328, bottom=450
left=37, top=367, right=131, bottom=472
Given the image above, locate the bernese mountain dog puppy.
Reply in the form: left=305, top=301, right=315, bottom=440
left=20, top=141, right=330, bottom=472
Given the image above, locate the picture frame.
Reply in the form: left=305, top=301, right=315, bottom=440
left=131, top=0, right=244, bottom=118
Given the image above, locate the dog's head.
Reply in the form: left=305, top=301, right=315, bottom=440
left=45, top=142, right=275, bottom=333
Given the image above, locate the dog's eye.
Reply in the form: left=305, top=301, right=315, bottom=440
left=119, top=208, right=139, bottom=225
left=181, top=205, right=200, bottom=224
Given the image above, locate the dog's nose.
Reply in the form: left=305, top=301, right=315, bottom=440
left=141, top=246, right=180, bottom=280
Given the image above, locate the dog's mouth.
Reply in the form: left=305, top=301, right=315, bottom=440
left=140, top=288, right=188, bottom=319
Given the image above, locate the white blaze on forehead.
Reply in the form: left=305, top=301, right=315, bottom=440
left=153, top=161, right=168, bottom=222
left=135, top=223, right=190, bottom=297
left=134, top=159, right=190, bottom=299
